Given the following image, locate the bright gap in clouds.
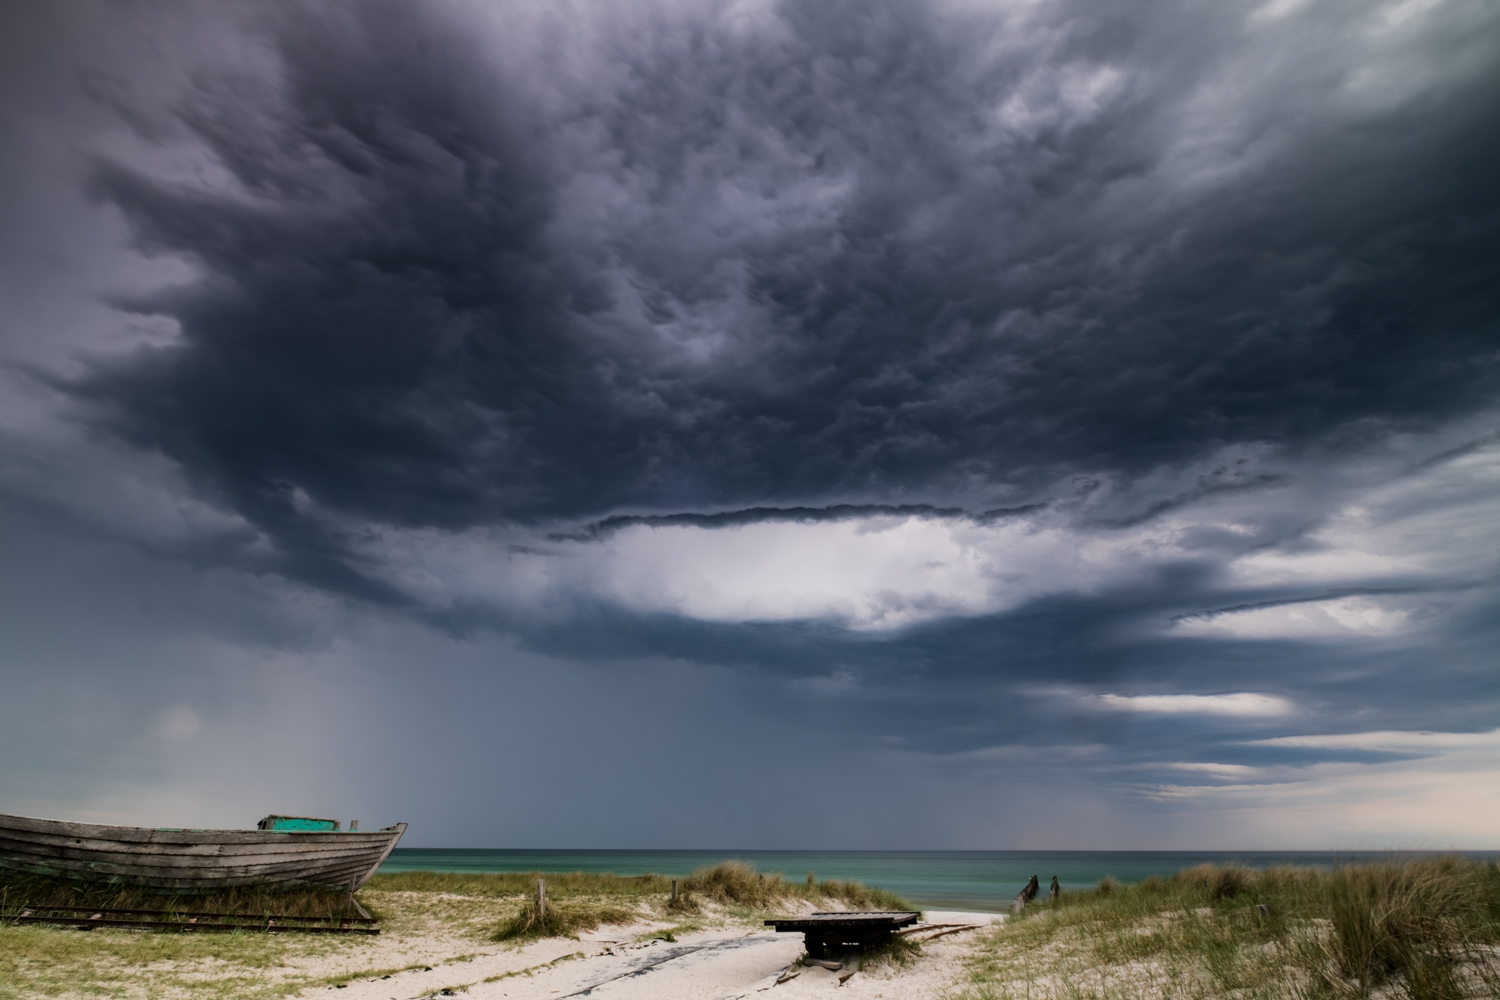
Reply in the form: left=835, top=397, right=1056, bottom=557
left=356, top=431, right=1500, bottom=635
left=1171, top=596, right=1415, bottom=640
left=1247, top=728, right=1500, bottom=751
left=1095, top=693, right=1296, bottom=717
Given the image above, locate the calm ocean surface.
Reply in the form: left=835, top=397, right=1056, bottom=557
left=380, top=849, right=1500, bottom=912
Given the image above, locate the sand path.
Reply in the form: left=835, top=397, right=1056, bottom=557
left=300, top=911, right=1000, bottom=1000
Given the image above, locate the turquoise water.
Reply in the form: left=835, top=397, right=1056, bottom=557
left=379, top=849, right=1500, bottom=913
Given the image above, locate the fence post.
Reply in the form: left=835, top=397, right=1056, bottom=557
left=671, top=879, right=678, bottom=903
left=537, top=879, right=546, bottom=919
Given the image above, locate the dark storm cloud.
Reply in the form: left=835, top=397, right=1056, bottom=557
left=64, top=0, right=1500, bottom=586
left=2, top=0, right=1494, bottom=837
left=555, top=500, right=1047, bottom=540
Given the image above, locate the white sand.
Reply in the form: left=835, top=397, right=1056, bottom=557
left=293, top=911, right=1003, bottom=1000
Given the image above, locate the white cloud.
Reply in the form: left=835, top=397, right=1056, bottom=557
left=1094, top=692, right=1296, bottom=717
left=1158, top=762, right=1260, bottom=776
left=334, top=428, right=1500, bottom=633
left=1230, top=439, right=1500, bottom=591
left=1171, top=596, right=1414, bottom=640
left=579, top=513, right=1170, bottom=630
left=357, top=503, right=1199, bottom=631
left=1122, top=728, right=1500, bottom=847
left=1246, top=728, right=1500, bottom=752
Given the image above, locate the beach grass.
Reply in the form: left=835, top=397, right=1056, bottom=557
left=0, top=860, right=908, bottom=997
left=950, top=857, right=1500, bottom=1000
left=492, top=895, right=640, bottom=941
left=367, top=868, right=672, bottom=898
left=682, top=859, right=910, bottom=911
left=365, top=860, right=909, bottom=910
left=0, top=920, right=346, bottom=1000
left=473, top=860, right=910, bottom=940
left=0, top=871, right=369, bottom=919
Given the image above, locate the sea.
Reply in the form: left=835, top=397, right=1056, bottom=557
left=379, top=849, right=1500, bottom=913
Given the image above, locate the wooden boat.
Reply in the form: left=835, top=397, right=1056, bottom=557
left=0, top=812, right=406, bottom=892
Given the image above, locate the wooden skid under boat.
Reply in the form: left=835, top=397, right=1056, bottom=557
left=0, top=812, right=406, bottom=891
left=6, top=904, right=381, bottom=934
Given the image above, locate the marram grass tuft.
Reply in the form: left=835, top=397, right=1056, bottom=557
left=954, top=857, right=1500, bottom=1000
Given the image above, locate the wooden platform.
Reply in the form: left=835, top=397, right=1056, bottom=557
left=764, top=911, right=921, bottom=958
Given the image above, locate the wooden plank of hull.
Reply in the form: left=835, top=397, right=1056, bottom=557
left=0, top=841, right=391, bottom=879
left=0, top=813, right=406, bottom=890
left=0, top=827, right=402, bottom=863
left=0, top=864, right=384, bottom=890
left=0, top=839, right=391, bottom=877
left=0, top=845, right=393, bottom=881
left=0, top=848, right=390, bottom=885
left=0, top=831, right=396, bottom=866
left=0, top=849, right=392, bottom=889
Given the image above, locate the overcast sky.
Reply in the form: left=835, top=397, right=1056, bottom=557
left=1, top=0, right=1497, bottom=849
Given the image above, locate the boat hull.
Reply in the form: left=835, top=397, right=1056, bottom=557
left=0, top=812, right=406, bottom=891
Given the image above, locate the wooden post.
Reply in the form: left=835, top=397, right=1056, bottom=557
left=671, top=879, right=678, bottom=902
left=537, top=879, right=546, bottom=920
left=347, top=878, right=372, bottom=920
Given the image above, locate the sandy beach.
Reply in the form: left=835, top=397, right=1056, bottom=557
left=285, top=909, right=1001, bottom=1000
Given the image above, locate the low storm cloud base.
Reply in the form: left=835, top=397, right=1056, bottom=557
left=0, top=0, right=1497, bottom=847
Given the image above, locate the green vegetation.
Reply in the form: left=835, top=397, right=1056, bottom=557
left=0, top=921, right=342, bottom=1000
left=952, top=858, right=1500, bottom=1000
left=0, top=871, right=368, bottom=920
left=481, top=860, right=909, bottom=941
left=492, top=896, right=639, bottom=942
left=683, top=860, right=910, bottom=911
left=367, top=869, right=670, bottom=899
left=0, top=860, right=910, bottom=997
left=852, top=932, right=924, bottom=971
left=367, top=861, right=909, bottom=911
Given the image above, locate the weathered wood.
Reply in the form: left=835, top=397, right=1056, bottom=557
left=0, top=825, right=401, bottom=854
left=537, top=878, right=546, bottom=919
left=6, top=914, right=379, bottom=934
left=765, top=912, right=921, bottom=929
left=896, top=922, right=979, bottom=935
left=909, top=924, right=983, bottom=942
left=0, top=813, right=399, bottom=846
left=765, top=911, right=920, bottom=960
left=5, top=904, right=376, bottom=922
left=0, top=841, right=391, bottom=878
left=0, top=812, right=405, bottom=891
left=0, top=832, right=401, bottom=865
